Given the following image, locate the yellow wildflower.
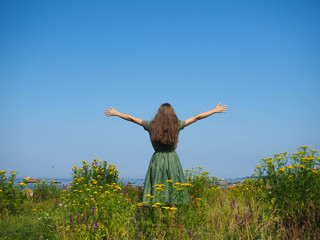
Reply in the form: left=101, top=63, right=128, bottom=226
left=181, top=183, right=192, bottom=187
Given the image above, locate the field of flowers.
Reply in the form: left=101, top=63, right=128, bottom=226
left=0, top=146, right=319, bottom=239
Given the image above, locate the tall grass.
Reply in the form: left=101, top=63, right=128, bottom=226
left=0, top=146, right=319, bottom=239
left=254, top=146, right=320, bottom=226
left=0, top=171, right=26, bottom=215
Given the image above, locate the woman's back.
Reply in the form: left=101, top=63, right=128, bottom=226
left=142, top=120, right=186, bottom=152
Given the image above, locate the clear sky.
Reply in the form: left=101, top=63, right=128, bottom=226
left=1, top=0, right=319, bottom=179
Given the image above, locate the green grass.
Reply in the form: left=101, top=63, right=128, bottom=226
left=0, top=146, right=319, bottom=239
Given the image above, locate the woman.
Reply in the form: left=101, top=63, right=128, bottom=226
left=104, top=103, right=228, bottom=205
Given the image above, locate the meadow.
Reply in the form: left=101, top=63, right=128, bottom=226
left=0, top=146, right=319, bottom=240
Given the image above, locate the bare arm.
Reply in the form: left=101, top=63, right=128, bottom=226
left=185, top=103, right=228, bottom=127
left=104, top=107, right=143, bottom=126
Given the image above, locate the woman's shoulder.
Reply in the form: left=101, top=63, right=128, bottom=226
left=179, top=120, right=186, bottom=130
left=142, top=120, right=152, bottom=131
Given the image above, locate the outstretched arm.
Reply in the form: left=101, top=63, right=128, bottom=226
left=185, top=103, right=228, bottom=127
left=104, top=107, right=143, bottom=126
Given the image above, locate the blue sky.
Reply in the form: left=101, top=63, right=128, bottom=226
left=1, top=0, right=319, bottom=179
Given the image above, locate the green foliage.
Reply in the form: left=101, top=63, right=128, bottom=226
left=60, top=159, right=131, bottom=238
left=0, top=199, right=63, bottom=239
left=71, top=158, right=119, bottom=189
left=184, top=167, right=219, bottom=199
left=1, top=148, right=320, bottom=239
left=0, top=170, right=26, bottom=214
left=33, top=179, right=63, bottom=201
left=254, top=146, right=320, bottom=221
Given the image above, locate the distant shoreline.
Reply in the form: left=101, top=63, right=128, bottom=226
left=15, top=176, right=247, bottom=190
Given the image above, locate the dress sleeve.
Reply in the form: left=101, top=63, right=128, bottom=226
left=179, top=120, right=186, bottom=130
left=142, top=120, right=152, bottom=132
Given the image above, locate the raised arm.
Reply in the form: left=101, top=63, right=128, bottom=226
left=104, top=107, right=143, bottom=126
left=185, top=103, right=228, bottom=127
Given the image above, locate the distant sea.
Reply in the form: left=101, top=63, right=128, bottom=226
left=16, top=177, right=247, bottom=190
left=15, top=177, right=145, bottom=190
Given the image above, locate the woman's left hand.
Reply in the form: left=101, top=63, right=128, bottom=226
left=104, top=107, right=117, bottom=117
left=214, top=103, right=228, bottom=113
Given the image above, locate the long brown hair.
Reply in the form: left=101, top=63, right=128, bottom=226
left=151, top=103, right=179, bottom=145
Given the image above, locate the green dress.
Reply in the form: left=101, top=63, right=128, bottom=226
left=141, top=120, right=189, bottom=205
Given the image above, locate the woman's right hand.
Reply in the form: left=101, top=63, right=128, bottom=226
left=104, top=107, right=117, bottom=117
left=214, top=103, right=228, bottom=113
